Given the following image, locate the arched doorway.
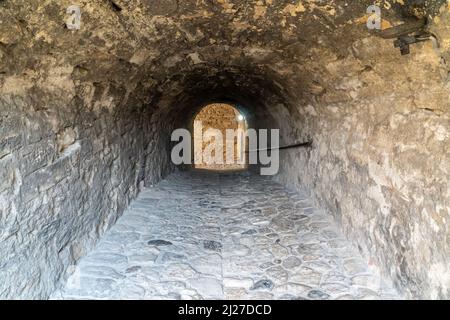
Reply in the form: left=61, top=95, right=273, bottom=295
left=193, top=103, right=248, bottom=171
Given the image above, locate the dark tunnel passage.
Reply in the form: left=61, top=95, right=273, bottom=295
left=0, top=0, right=449, bottom=300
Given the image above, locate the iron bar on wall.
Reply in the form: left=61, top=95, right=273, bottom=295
left=246, top=141, right=313, bottom=153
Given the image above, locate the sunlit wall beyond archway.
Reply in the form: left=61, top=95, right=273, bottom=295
left=194, top=103, right=248, bottom=171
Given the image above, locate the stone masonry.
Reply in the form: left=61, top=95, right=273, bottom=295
left=194, top=103, right=247, bottom=171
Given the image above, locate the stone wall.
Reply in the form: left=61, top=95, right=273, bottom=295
left=194, top=103, right=246, bottom=171
left=275, top=22, right=450, bottom=299
left=0, top=72, right=170, bottom=299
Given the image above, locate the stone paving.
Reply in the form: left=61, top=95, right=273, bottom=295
left=53, top=170, right=399, bottom=300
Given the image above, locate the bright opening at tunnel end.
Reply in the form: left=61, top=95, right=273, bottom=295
left=171, top=122, right=280, bottom=176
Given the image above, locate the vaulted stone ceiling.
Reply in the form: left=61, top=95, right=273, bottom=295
left=1, top=1, right=446, bottom=112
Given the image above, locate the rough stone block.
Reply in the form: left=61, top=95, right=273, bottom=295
left=0, top=155, right=15, bottom=194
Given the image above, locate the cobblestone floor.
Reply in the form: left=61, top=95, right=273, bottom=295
left=54, top=170, right=399, bottom=300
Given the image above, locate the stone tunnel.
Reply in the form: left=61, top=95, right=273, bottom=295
left=0, top=0, right=449, bottom=300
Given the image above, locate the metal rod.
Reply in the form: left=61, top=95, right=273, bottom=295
left=374, top=18, right=426, bottom=39
left=246, top=141, right=313, bottom=153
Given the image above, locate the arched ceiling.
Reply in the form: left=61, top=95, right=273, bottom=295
left=0, top=0, right=447, bottom=132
